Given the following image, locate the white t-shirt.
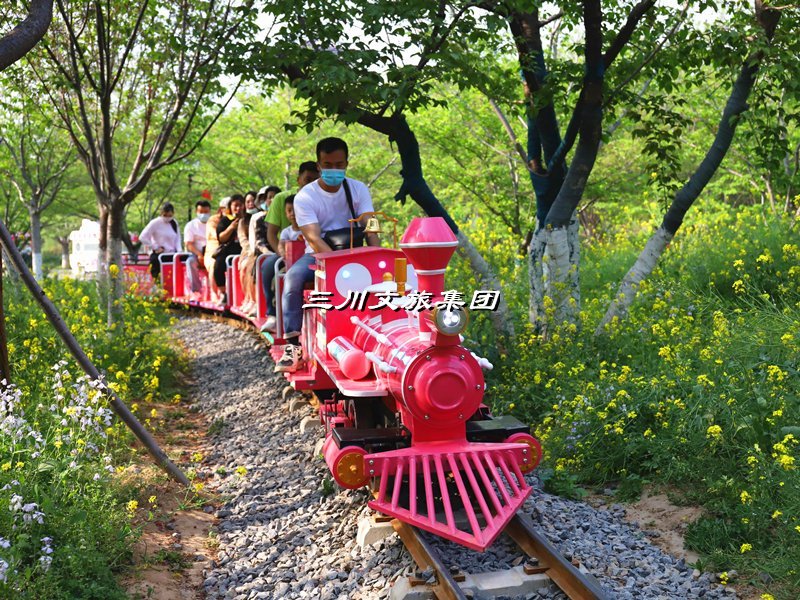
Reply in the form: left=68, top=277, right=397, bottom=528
left=184, top=218, right=207, bottom=253
left=293, top=178, right=373, bottom=234
left=279, top=225, right=303, bottom=242
left=280, top=225, right=312, bottom=254
left=140, top=217, right=181, bottom=253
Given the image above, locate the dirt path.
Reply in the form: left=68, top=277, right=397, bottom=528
left=121, top=351, right=221, bottom=599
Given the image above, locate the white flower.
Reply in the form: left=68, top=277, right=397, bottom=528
left=0, top=537, right=10, bottom=549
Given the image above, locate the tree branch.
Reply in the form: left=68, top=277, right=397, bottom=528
left=0, top=0, right=53, bottom=71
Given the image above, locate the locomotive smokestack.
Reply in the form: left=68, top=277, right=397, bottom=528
left=399, top=217, right=458, bottom=297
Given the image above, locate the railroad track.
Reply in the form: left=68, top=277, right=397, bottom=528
left=393, top=513, right=609, bottom=600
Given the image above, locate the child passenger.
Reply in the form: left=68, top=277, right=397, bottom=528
left=277, top=196, right=305, bottom=256
left=259, top=196, right=305, bottom=335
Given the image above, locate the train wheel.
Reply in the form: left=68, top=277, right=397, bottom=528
left=346, top=398, right=375, bottom=430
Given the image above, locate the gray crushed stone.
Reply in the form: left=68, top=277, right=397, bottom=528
left=172, top=317, right=737, bottom=600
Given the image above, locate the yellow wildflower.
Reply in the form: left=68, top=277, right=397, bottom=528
left=740, top=490, right=752, bottom=504
left=706, top=425, right=722, bottom=440
left=740, top=543, right=752, bottom=553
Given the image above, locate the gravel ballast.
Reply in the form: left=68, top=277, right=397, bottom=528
left=172, top=317, right=738, bottom=600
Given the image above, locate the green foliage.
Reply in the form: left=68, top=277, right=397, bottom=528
left=460, top=201, right=800, bottom=594
left=0, top=276, right=183, bottom=595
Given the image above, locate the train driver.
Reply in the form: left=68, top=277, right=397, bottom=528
left=275, top=137, right=379, bottom=372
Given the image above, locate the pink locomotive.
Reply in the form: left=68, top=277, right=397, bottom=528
left=135, top=216, right=542, bottom=551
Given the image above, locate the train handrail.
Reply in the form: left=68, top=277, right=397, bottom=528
left=274, top=256, right=286, bottom=339
left=225, top=254, right=240, bottom=308
left=172, top=252, right=193, bottom=299
left=254, top=253, right=269, bottom=319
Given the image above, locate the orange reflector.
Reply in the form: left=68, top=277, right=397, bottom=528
left=334, top=447, right=369, bottom=489
left=505, top=433, right=542, bottom=473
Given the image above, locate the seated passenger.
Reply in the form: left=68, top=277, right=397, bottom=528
left=213, top=195, right=244, bottom=305
left=140, top=202, right=181, bottom=281
left=260, top=196, right=305, bottom=333
left=250, top=185, right=282, bottom=260
left=259, top=162, right=319, bottom=333
left=204, top=197, right=228, bottom=303
left=275, top=137, right=379, bottom=372
left=238, top=191, right=259, bottom=315
left=184, top=199, right=211, bottom=297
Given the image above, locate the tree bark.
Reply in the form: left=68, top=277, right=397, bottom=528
left=0, top=251, right=9, bottom=385
left=598, top=4, right=781, bottom=332
left=107, top=202, right=125, bottom=329
left=28, top=207, right=43, bottom=280
left=96, top=202, right=109, bottom=307
left=0, top=0, right=53, bottom=71
left=0, top=215, right=189, bottom=484
left=57, top=235, right=70, bottom=269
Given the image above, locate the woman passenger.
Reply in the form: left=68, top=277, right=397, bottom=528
left=204, top=197, right=228, bottom=303
left=238, top=191, right=259, bottom=316
left=214, top=195, right=244, bottom=305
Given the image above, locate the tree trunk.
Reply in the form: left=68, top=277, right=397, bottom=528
left=598, top=7, right=780, bottom=331
left=106, top=202, right=125, bottom=329
left=57, top=236, right=70, bottom=269
left=358, top=112, right=515, bottom=343
left=596, top=227, right=672, bottom=333
left=28, top=207, right=43, bottom=280
left=96, top=202, right=109, bottom=306
left=528, top=227, right=546, bottom=328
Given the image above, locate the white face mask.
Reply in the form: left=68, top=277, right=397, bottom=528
left=161, top=215, right=172, bottom=224
left=198, top=213, right=210, bottom=223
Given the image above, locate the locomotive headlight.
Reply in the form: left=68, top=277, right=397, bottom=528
left=432, top=306, right=469, bottom=336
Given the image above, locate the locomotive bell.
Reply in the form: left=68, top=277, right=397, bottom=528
left=364, top=216, right=382, bottom=234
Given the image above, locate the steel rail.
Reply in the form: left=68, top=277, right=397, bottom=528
left=505, top=513, right=610, bottom=600
left=391, top=519, right=467, bottom=600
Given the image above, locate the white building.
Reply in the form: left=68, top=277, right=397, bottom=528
left=68, top=219, right=100, bottom=276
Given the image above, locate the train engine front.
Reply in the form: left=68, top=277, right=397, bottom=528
left=310, top=217, right=541, bottom=551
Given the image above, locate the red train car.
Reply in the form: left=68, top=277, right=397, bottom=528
left=129, top=216, right=542, bottom=551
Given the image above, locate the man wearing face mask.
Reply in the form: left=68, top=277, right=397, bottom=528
left=184, top=199, right=212, bottom=297
left=275, top=138, right=379, bottom=372
left=140, top=202, right=182, bottom=281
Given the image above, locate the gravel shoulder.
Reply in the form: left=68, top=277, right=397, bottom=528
left=172, top=316, right=740, bottom=600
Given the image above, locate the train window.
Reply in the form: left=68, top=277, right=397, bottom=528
left=335, top=263, right=372, bottom=297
